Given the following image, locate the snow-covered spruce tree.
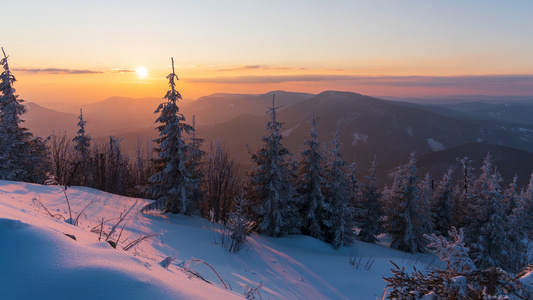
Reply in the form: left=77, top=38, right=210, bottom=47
left=249, top=95, right=300, bottom=237
left=418, top=172, right=435, bottom=227
left=0, top=48, right=47, bottom=182
left=385, top=227, right=533, bottom=299
left=141, top=58, right=196, bottom=214
left=503, top=176, right=528, bottom=273
left=296, top=111, right=327, bottom=239
left=453, top=157, right=475, bottom=229
left=323, top=123, right=355, bottom=249
left=225, top=193, right=251, bottom=253
left=73, top=109, right=91, bottom=160
left=356, top=160, right=384, bottom=243
left=432, top=168, right=454, bottom=237
left=466, top=153, right=520, bottom=272
left=503, top=175, right=519, bottom=216
left=521, top=171, right=533, bottom=238
left=72, top=108, right=91, bottom=185
left=347, top=160, right=360, bottom=220
left=426, top=227, right=476, bottom=274
left=384, top=152, right=432, bottom=253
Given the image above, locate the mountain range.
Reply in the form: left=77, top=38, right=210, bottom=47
left=23, top=91, right=533, bottom=185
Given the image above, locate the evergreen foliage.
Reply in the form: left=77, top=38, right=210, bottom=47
left=72, top=108, right=92, bottom=185
left=0, top=48, right=47, bottom=182
left=504, top=176, right=528, bottom=273
left=73, top=109, right=91, bottom=160
left=466, top=154, right=519, bottom=272
left=250, top=95, right=300, bottom=237
left=521, top=172, right=533, bottom=238
left=356, top=160, right=384, bottom=243
left=347, top=160, right=359, bottom=207
left=385, top=152, right=432, bottom=253
left=432, top=168, right=454, bottom=237
left=323, top=123, right=355, bottom=249
left=453, top=157, right=475, bottom=229
left=225, top=194, right=251, bottom=253
left=296, top=111, right=327, bottom=240
left=385, top=228, right=533, bottom=299
left=426, top=227, right=476, bottom=274
left=142, top=58, right=196, bottom=214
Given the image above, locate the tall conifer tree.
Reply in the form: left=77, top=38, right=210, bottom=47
left=385, top=152, right=432, bottom=253
left=297, top=111, right=326, bottom=239
left=432, top=168, right=454, bottom=237
left=467, top=154, right=519, bottom=272
left=0, top=48, right=46, bottom=182
left=323, top=123, right=355, bottom=249
left=250, top=95, right=300, bottom=237
left=142, top=58, right=195, bottom=214
left=72, top=108, right=91, bottom=185
left=356, top=160, right=384, bottom=243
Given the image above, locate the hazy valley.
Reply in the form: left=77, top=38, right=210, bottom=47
left=24, top=90, right=533, bottom=186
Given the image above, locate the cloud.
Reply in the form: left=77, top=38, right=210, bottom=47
left=186, top=74, right=533, bottom=87
left=14, top=68, right=102, bottom=74
left=215, top=65, right=265, bottom=72
left=213, top=65, right=308, bottom=72
left=14, top=67, right=140, bottom=75
left=109, top=69, right=136, bottom=73
left=188, top=74, right=359, bottom=84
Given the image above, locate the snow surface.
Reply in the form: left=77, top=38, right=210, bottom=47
left=281, top=124, right=300, bottom=137
left=426, top=138, right=445, bottom=151
left=0, top=180, right=440, bottom=299
left=352, top=133, right=368, bottom=145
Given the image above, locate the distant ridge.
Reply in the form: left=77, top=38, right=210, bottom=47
left=23, top=90, right=533, bottom=183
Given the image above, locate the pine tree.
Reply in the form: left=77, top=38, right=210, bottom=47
left=141, top=58, right=195, bottom=214
left=466, top=153, right=515, bottom=271
left=323, top=123, right=355, bottom=249
left=418, top=172, right=434, bottom=226
left=503, top=175, right=519, bottom=216
left=454, top=157, right=475, bottom=229
left=0, top=47, right=46, bottom=182
left=433, top=168, right=454, bottom=237
left=356, top=160, right=384, bottom=243
left=521, top=171, right=533, bottom=238
left=250, top=95, right=300, bottom=237
left=385, top=152, right=432, bottom=253
left=504, top=176, right=527, bottom=273
left=425, top=227, right=476, bottom=274
left=72, top=108, right=91, bottom=185
left=226, top=193, right=251, bottom=253
left=296, top=111, right=326, bottom=239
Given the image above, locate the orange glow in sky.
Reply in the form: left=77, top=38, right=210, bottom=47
left=3, top=1, right=533, bottom=105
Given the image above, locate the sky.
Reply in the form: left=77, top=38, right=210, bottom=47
left=2, top=0, right=533, bottom=105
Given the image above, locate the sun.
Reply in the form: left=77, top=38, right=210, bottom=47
left=136, top=67, right=148, bottom=79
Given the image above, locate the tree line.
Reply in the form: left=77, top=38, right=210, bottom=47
left=1, top=50, right=532, bottom=274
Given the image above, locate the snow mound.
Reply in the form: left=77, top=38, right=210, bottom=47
left=0, top=181, right=239, bottom=300
left=427, top=138, right=445, bottom=151
left=0, top=180, right=438, bottom=299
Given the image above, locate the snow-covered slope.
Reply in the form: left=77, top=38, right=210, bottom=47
left=0, top=181, right=439, bottom=299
